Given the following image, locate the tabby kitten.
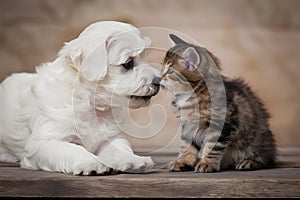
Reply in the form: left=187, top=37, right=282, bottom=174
left=161, top=34, right=276, bottom=172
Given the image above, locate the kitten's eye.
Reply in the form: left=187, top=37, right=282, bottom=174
left=122, top=58, right=134, bottom=70
left=166, top=68, right=174, bottom=74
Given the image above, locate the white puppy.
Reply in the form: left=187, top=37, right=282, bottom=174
left=0, top=21, right=160, bottom=175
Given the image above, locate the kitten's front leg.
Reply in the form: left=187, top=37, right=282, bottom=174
left=195, top=132, right=227, bottom=173
left=169, top=142, right=198, bottom=172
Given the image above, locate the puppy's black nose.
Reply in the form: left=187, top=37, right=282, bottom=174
left=151, top=77, right=161, bottom=85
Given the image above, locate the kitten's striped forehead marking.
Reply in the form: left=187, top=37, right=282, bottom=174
left=161, top=46, right=183, bottom=77
left=161, top=61, right=172, bottom=77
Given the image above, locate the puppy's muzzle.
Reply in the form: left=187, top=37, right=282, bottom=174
left=149, top=77, right=161, bottom=96
left=152, top=77, right=162, bottom=85
left=129, top=77, right=161, bottom=102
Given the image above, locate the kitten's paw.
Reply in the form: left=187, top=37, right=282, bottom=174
left=235, top=159, right=261, bottom=171
left=168, top=161, right=194, bottom=172
left=194, top=161, right=220, bottom=173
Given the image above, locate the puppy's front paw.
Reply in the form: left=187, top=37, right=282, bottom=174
left=168, top=160, right=194, bottom=172
left=72, top=156, right=111, bottom=176
left=119, top=155, right=155, bottom=173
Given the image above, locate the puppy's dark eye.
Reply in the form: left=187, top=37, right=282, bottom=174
left=166, top=68, right=174, bottom=74
left=122, top=58, right=134, bottom=70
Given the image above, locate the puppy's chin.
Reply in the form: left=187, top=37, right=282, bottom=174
left=128, top=96, right=152, bottom=109
left=128, top=83, right=160, bottom=109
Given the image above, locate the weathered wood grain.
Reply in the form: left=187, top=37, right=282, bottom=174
left=0, top=148, right=299, bottom=198
left=0, top=167, right=299, bottom=198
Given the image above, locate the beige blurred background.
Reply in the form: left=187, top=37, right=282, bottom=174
left=0, top=0, right=299, bottom=153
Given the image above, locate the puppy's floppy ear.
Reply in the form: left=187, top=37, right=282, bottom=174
left=66, top=37, right=108, bottom=82
left=80, top=42, right=108, bottom=82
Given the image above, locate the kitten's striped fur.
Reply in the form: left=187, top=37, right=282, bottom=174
left=161, top=34, right=276, bottom=172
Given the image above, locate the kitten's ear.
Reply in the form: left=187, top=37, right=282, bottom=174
left=169, top=34, right=187, bottom=45
left=178, top=47, right=200, bottom=71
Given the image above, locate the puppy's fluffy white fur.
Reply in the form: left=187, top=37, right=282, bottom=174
left=0, top=21, right=159, bottom=175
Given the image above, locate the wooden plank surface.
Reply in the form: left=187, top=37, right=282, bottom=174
left=0, top=167, right=300, bottom=197
left=0, top=148, right=300, bottom=198
left=0, top=167, right=299, bottom=198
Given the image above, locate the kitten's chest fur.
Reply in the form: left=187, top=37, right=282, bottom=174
left=173, top=86, right=212, bottom=145
left=173, top=89, right=211, bottom=121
